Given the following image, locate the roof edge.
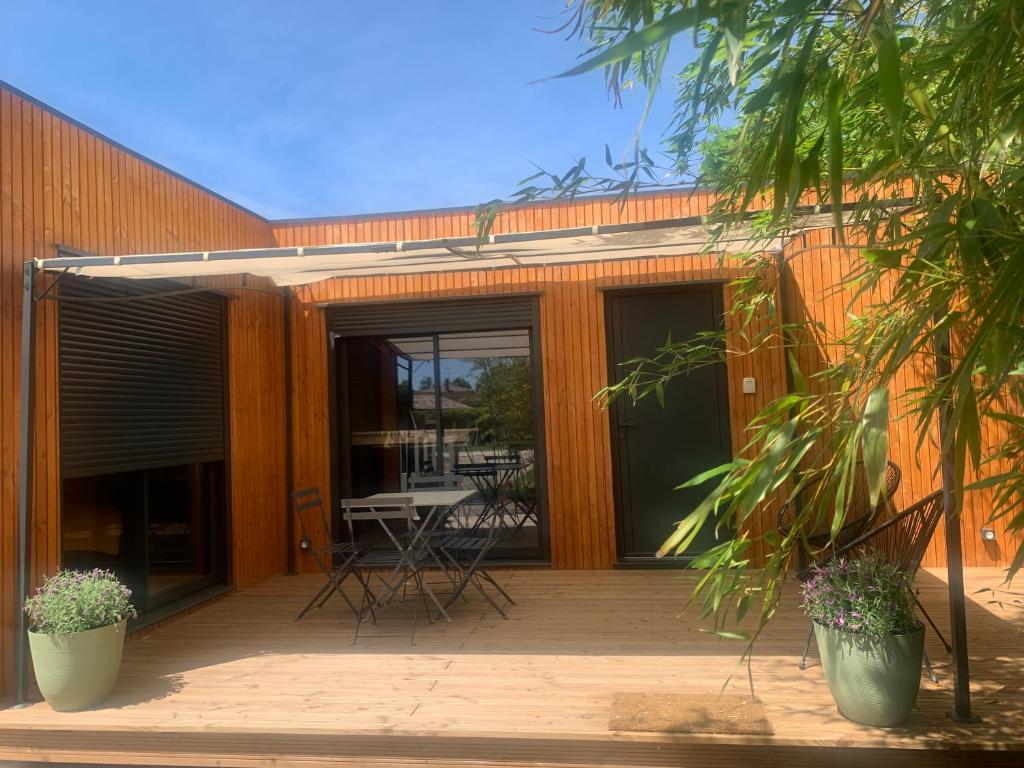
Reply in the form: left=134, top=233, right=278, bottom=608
left=267, top=186, right=715, bottom=227
left=0, top=78, right=268, bottom=223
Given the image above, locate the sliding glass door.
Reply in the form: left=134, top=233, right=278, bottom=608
left=339, top=327, right=542, bottom=560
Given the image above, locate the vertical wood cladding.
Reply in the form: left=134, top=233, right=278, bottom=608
left=276, top=204, right=1016, bottom=575
left=276, top=198, right=788, bottom=571
left=781, top=228, right=1020, bottom=568
left=0, top=84, right=285, bottom=703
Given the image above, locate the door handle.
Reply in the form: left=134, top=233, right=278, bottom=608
left=618, top=420, right=638, bottom=428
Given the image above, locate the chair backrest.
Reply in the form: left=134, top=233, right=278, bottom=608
left=406, top=473, right=463, bottom=490
left=842, top=490, right=945, bottom=574
left=849, top=460, right=902, bottom=517
left=340, top=497, right=416, bottom=547
left=832, top=460, right=903, bottom=548
left=291, top=488, right=331, bottom=549
left=779, top=460, right=902, bottom=543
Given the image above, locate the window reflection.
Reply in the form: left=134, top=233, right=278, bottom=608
left=61, top=461, right=225, bottom=612
left=343, top=328, right=541, bottom=560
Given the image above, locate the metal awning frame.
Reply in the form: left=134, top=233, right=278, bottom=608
left=40, top=217, right=710, bottom=270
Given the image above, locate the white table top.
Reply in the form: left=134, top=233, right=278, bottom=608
left=365, top=489, right=476, bottom=508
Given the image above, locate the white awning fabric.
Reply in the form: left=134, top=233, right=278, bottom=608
left=36, top=213, right=838, bottom=287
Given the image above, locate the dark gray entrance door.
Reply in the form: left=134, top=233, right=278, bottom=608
left=607, top=285, right=733, bottom=561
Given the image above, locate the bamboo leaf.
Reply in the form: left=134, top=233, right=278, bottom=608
left=545, top=6, right=709, bottom=82
left=981, top=102, right=1024, bottom=176
left=966, top=472, right=1023, bottom=492
left=863, top=248, right=905, bottom=268
left=700, top=629, right=750, bottom=641
left=787, top=351, right=808, bottom=394
left=723, top=5, right=746, bottom=86
left=656, top=504, right=711, bottom=558
left=861, top=387, right=890, bottom=506
left=826, top=76, right=844, bottom=241
left=872, top=19, right=904, bottom=148
left=677, top=462, right=734, bottom=489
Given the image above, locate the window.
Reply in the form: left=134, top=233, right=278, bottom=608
left=61, top=461, right=226, bottom=612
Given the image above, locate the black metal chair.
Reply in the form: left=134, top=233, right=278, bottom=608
left=506, top=462, right=539, bottom=538
left=797, top=490, right=949, bottom=680
left=778, top=460, right=903, bottom=569
left=439, top=501, right=515, bottom=619
left=290, top=487, right=366, bottom=621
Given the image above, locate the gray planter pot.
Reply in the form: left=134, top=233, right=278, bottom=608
left=28, top=619, right=127, bottom=711
left=814, top=621, right=923, bottom=727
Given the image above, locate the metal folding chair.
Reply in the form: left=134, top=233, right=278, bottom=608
left=440, top=505, right=515, bottom=619
left=291, top=487, right=367, bottom=621
left=342, top=497, right=452, bottom=643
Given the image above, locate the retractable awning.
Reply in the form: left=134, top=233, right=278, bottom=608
left=34, top=213, right=842, bottom=286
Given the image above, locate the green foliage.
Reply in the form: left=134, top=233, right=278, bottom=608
left=472, top=358, right=534, bottom=445
left=484, top=0, right=1024, bottom=652
left=697, top=125, right=743, bottom=185
left=25, top=569, right=137, bottom=636
left=802, top=555, right=919, bottom=639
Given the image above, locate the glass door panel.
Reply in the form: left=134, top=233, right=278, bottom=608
left=346, top=336, right=436, bottom=496
left=145, top=462, right=223, bottom=605
left=438, top=330, right=539, bottom=559
left=61, top=460, right=226, bottom=613
left=340, top=327, right=542, bottom=560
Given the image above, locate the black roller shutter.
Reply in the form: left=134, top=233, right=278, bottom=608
left=326, top=294, right=537, bottom=337
left=59, top=277, right=227, bottom=479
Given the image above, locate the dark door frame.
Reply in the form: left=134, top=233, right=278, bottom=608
left=604, top=282, right=733, bottom=567
left=326, top=295, right=551, bottom=565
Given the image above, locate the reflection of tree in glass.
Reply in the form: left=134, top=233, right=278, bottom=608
left=471, top=358, right=532, bottom=445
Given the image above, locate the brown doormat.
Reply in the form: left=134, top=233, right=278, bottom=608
left=609, top=692, right=775, bottom=736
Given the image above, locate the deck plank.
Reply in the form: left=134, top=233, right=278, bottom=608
left=0, top=568, right=1020, bottom=767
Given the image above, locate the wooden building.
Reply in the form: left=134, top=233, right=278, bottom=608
left=0, top=80, right=1018, bottom=707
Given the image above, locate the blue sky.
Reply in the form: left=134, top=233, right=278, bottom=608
left=2, top=2, right=694, bottom=220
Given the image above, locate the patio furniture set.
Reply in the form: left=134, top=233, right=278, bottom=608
left=290, top=477, right=517, bottom=643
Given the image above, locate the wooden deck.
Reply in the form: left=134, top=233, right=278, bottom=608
left=0, top=568, right=1021, bottom=767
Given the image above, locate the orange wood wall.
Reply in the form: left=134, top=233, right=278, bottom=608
left=0, top=84, right=286, bottom=703
left=782, top=228, right=1020, bottom=568
left=274, top=200, right=787, bottom=572
left=277, top=203, right=1019, bottom=574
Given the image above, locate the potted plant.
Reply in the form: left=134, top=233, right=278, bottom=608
left=25, top=568, right=137, bottom=711
left=801, top=554, right=923, bottom=726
